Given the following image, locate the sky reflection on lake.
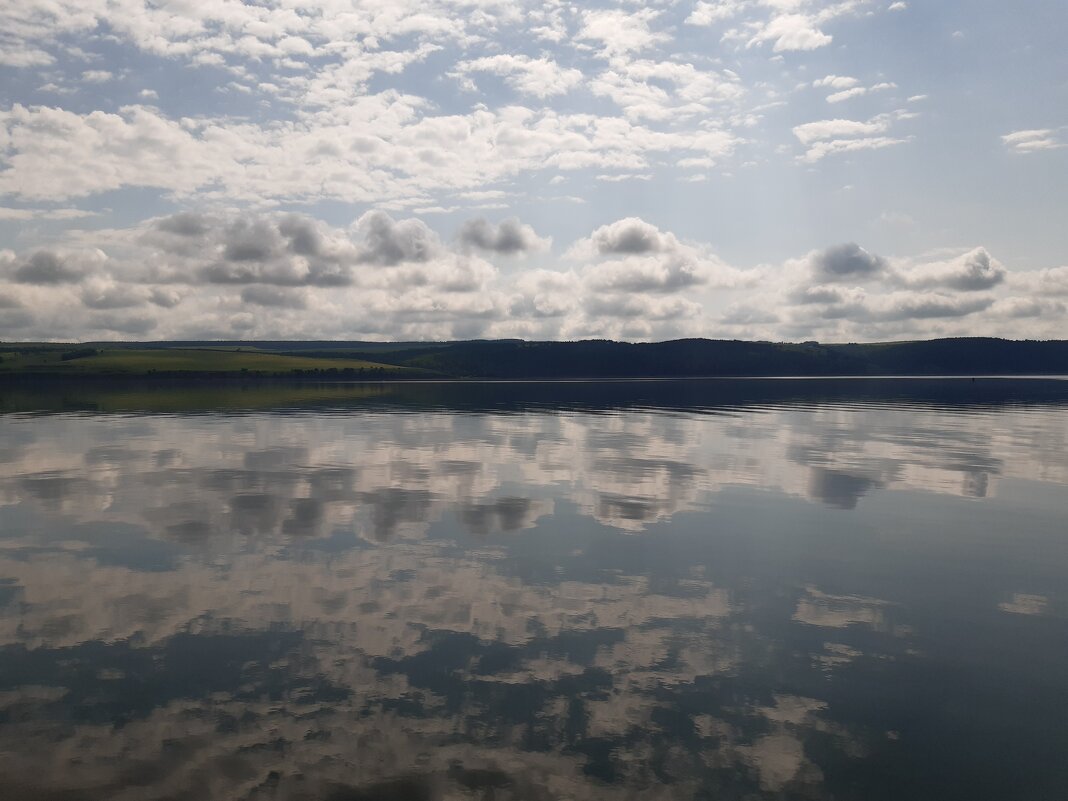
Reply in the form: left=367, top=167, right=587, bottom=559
left=0, top=380, right=1067, bottom=800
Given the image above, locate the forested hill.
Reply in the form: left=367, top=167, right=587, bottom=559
left=382, top=337, right=1068, bottom=378
left=3, top=337, right=1068, bottom=379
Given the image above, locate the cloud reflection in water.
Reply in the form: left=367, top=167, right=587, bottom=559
left=0, top=384, right=1067, bottom=799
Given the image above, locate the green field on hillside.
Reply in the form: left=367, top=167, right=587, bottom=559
left=0, top=347, right=404, bottom=375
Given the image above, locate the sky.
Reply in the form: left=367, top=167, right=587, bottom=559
left=0, top=0, right=1066, bottom=343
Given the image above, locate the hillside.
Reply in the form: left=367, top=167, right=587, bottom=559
left=2, top=337, right=1068, bottom=380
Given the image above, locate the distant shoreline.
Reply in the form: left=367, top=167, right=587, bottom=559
left=4, top=337, right=1068, bottom=381
left=4, top=373, right=1068, bottom=385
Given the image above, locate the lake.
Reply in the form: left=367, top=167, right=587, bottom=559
left=1, top=378, right=1067, bottom=800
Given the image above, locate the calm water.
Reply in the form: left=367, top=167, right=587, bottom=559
left=1, top=379, right=1067, bottom=800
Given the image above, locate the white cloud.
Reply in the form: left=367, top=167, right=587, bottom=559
left=793, top=113, right=911, bottom=161
left=0, top=100, right=740, bottom=206
left=793, top=117, right=890, bottom=145
left=81, top=69, right=113, bottom=83
left=0, top=212, right=1065, bottom=342
left=1001, top=129, right=1065, bottom=153
left=454, top=54, right=583, bottom=98
left=896, top=247, right=1007, bottom=291
left=813, top=75, right=859, bottom=90
left=578, top=9, right=669, bottom=57
left=800, top=136, right=906, bottom=162
left=686, top=1, right=745, bottom=26
left=747, top=14, right=833, bottom=52
left=0, top=0, right=1059, bottom=344
left=458, top=217, right=551, bottom=255
left=825, top=83, right=895, bottom=103
left=0, top=207, right=96, bottom=221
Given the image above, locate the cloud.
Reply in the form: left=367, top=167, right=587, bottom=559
left=793, top=118, right=890, bottom=145
left=788, top=285, right=860, bottom=305
left=222, top=218, right=284, bottom=263
left=808, top=243, right=889, bottom=283
left=0, top=207, right=95, bottom=221
left=353, top=210, right=441, bottom=267
left=585, top=255, right=710, bottom=294
left=867, top=293, right=993, bottom=322
left=793, top=112, right=913, bottom=162
left=1002, top=129, right=1065, bottom=153
left=88, top=313, right=157, bottom=335
left=991, top=296, right=1065, bottom=319
left=1017, top=265, right=1068, bottom=297
left=458, top=218, right=550, bottom=255
left=683, top=1, right=743, bottom=26
left=0, top=204, right=1064, bottom=343
left=578, top=9, right=669, bottom=57
left=770, top=242, right=1027, bottom=337
left=686, top=1, right=744, bottom=26
left=813, top=75, right=859, bottom=90
left=826, top=83, right=895, bottom=104
left=156, top=212, right=212, bottom=238
left=511, top=270, right=581, bottom=319
left=897, top=248, right=1007, bottom=291
left=12, top=250, right=91, bottom=284
left=585, top=217, right=674, bottom=256
left=454, top=55, right=583, bottom=98
left=747, top=14, right=833, bottom=52
left=145, top=212, right=358, bottom=287
left=81, top=70, right=113, bottom=83
left=569, top=218, right=746, bottom=298
left=80, top=281, right=147, bottom=309
left=801, top=136, right=906, bottom=162
left=0, top=104, right=217, bottom=201
left=0, top=90, right=742, bottom=208
left=583, top=292, right=702, bottom=321
left=241, top=286, right=307, bottom=309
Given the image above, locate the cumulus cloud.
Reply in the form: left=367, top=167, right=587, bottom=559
left=897, top=248, right=1007, bottom=291
left=142, top=212, right=359, bottom=287
left=0, top=206, right=1063, bottom=343
left=80, top=281, right=147, bottom=309
left=578, top=9, right=669, bottom=57
left=763, top=242, right=1032, bottom=340
left=585, top=217, right=675, bottom=256
left=511, top=270, right=581, bottom=319
left=454, top=55, right=583, bottom=98
left=12, top=250, right=93, bottom=284
left=686, top=1, right=744, bottom=26
left=155, top=211, right=212, bottom=239
left=747, top=14, right=833, bottom=52
left=458, top=218, right=550, bottom=255
left=353, top=211, right=442, bottom=267
left=1017, top=265, right=1068, bottom=296
left=568, top=217, right=747, bottom=300
left=807, top=243, right=889, bottom=283
left=584, top=292, right=702, bottom=321
left=585, top=255, right=710, bottom=294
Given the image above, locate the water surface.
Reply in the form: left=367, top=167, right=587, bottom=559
left=1, top=379, right=1067, bottom=800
